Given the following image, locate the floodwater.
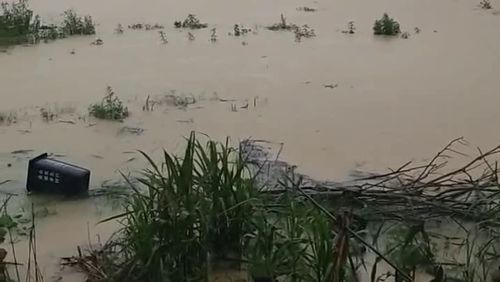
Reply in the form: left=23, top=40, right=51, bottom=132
left=1, top=0, right=500, bottom=280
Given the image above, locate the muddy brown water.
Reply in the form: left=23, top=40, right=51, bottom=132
left=1, top=0, right=500, bottom=280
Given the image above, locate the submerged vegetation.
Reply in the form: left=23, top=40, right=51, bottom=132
left=0, top=0, right=95, bottom=45
left=373, top=13, right=401, bottom=36
left=480, top=0, right=493, bottom=9
left=266, top=14, right=297, bottom=31
left=174, top=14, right=207, bottom=29
left=267, top=14, right=315, bottom=42
left=89, top=86, right=129, bottom=121
left=63, top=134, right=500, bottom=282
left=60, top=9, right=95, bottom=36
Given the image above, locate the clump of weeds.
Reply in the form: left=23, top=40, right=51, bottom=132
left=266, top=14, right=297, bottom=31
left=0, top=112, right=16, bottom=125
left=342, top=21, right=356, bottom=34
left=158, top=30, right=167, bottom=43
left=210, top=28, right=217, bottom=42
left=373, top=13, right=401, bottom=35
left=294, top=24, right=315, bottom=41
left=114, top=24, right=123, bottom=34
left=174, top=14, right=208, bottom=29
left=232, top=24, right=251, bottom=36
left=479, top=0, right=493, bottom=9
left=162, top=92, right=197, bottom=109
left=89, top=86, right=129, bottom=121
left=40, top=108, right=56, bottom=122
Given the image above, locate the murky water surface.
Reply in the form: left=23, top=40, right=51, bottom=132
left=1, top=0, right=500, bottom=280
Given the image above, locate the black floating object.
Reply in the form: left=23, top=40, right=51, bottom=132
left=26, top=153, right=90, bottom=195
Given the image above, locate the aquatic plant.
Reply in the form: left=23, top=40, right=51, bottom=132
left=89, top=86, right=129, bottom=121
left=373, top=13, right=400, bottom=36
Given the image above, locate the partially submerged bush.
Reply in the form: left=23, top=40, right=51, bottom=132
left=174, top=14, right=207, bottom=29
left=0, top=112, right=16, bottom=125
left=89, top=86, right=129, bottom=121
left=0, top=1, right=96, bottom=45
left=373, top=13, right=401, bottom=36
left=60, top=9, right=95, bottom=36
left=0, top=0, right=38, bottom=43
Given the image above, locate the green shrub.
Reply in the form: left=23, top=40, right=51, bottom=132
left=0, top=0, right=38, bottom=43
left=373, top=13, right=401, bottom=36
left=0, top=1, right=96, bottom=45
left=89, top=86, right=129, bottom=121
left=61, top=9, right=95, bottom=36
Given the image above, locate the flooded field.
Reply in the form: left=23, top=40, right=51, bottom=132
left=1, top=0, right=500, bottom=280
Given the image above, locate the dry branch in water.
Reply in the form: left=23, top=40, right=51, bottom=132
left=244, top=137, right=500, bottom=226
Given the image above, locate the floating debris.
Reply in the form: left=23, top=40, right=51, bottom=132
left=296, top=6, right=317, bottom=12
left=11, top=149, right=34, bottom=155
left=90, top=38, right=103, bottom=45
left=128, top=23, right=164, bottom=30
left=188, top=32, right=195, bottom=41
left=176, top=118, right=194, bottom=123
left=58, top=120, right=76, bottom=124
left=323, top=83, right=338, bottom=89
left=118, top=126, right=145, bottom=135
